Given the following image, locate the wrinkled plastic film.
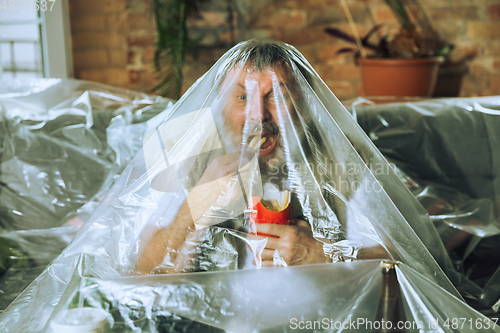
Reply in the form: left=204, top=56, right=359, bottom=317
left=353, top=96, right=500, bottom=314
left=0, top=79, right=173, bottom=231
left=129, top=42, right=453, bottom=285
left=0, top=79, right=174, bottom=312
left=1, top=39, right=491, bottom=332
left=43, top=258, right=500, bottom=332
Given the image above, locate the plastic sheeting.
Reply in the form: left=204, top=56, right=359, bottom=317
left=0, top=79, right=173, bottom=310
left=39, top=256, right=500, bottom=332
left=0, top=39, right=497, bottom=332
left=353, top=96, right=500, bottom=315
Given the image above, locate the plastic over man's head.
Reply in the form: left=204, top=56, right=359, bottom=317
left=215, top=39, right=312, bottom=174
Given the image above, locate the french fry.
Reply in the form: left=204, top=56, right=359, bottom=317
left=249, top=136, right=266, bottom=150
left=272, top=199, right=280, bottom=211
left=282, top=190, right=289, bottom=210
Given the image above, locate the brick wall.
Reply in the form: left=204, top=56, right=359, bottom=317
left=69, top=0, right=157, bottom=92
left=69, top=0, right=500, bottom=100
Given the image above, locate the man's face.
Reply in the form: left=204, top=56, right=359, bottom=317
left=219, top=64, right=298, bottom=174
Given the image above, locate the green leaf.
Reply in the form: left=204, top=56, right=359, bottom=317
left=152, top=0, right=188, bottom=99
left=385, top=0, right=413, bottom=30
left=435, top=44, right=455, bottom=57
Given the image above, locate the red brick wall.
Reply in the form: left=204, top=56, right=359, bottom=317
left=69, top=0, right=157, bottom=92
left=69, top=0, right=500, bottom=100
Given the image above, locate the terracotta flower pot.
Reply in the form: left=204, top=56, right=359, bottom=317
left=358, top=57, right=444, bottom=97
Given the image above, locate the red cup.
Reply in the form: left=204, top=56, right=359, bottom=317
left=250, top=196, right=293, bottom=237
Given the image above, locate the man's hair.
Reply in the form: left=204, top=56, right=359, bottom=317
left=217, top=38, right=313, bottom=88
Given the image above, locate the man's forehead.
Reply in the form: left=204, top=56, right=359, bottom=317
left=223, top=64, right=294, bottom=88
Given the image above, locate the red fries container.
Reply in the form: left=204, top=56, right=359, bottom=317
left=250, top=196, right=293, bottom=237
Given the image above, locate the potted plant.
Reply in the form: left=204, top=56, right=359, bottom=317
left=325, top=0, right=453, bottom=97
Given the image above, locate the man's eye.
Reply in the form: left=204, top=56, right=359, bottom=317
left=238, top=95, right=247, bottom=101
left=268, top=94, right=284, bottom=102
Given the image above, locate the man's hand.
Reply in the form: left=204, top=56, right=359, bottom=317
left=248, top=220, right=330, bottom=267
left=186, top=149, right=254, bottom=226
left=137, top=149, right=254, bottom=274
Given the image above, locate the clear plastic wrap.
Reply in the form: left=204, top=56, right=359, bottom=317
left=0, top=39, right=496, bottom=332
left=0, top=79, right=173, bottom=231
left=39, top=257, right=500, bottom=332
left=0, top=79, right=173, bottom=311
left=353, top=96, right=500, bottom=314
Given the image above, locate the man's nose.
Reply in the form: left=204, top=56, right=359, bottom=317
left=247, top=93, right=272, bottom=124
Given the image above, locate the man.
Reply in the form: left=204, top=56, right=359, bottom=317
left=136, top=39, right=386, bottom=274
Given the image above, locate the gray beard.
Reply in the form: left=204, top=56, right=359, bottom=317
left=217, top=112, right=287, bottom=171
left=215, top=114, right=306, bottom=192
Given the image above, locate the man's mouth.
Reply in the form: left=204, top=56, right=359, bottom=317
left=248, top=133, right=277, bottom=156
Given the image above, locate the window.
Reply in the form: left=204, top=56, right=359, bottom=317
left=0, top=0, right=72, bottom=79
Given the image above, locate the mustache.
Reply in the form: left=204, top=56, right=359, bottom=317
left=245, top=122, right=280, bottom=137
left=262, top=122, right=279, bottom=136
left=246, top=122, right=283, bottom=151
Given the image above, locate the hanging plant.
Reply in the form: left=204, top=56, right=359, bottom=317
left=151, top=0, right=206, bottom=99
